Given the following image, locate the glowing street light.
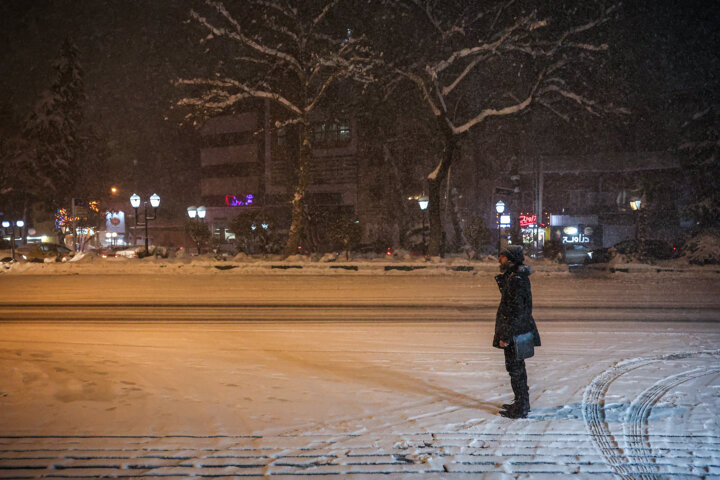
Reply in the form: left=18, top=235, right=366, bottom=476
left=187, top=205, right=208, bottom=254
left=417, top=196, right=429, bottom=256
left=495, top=200, right=508, bottom=257
left=1, top=219, right=25, bottom=261
left=129, top=193, right=160, bottom=257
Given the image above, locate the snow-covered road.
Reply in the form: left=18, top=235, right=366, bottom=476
left=1, top=272, right=719, bottom=478
left=0, top=320, right=718, bottom=478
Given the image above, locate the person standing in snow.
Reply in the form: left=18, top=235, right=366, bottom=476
left=493, top=245, right=541, bottom=418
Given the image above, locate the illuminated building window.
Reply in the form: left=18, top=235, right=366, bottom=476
left=313, top=121, right=351, bottom=147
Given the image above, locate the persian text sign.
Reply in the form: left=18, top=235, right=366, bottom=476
left=562, top=234, right=591, bottom=244
left=519, top=214, right=537, bottom=227
left=225, top=194, right=255, bottom=207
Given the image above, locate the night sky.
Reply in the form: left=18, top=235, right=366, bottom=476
left=1, top=0, right=718, bottom=218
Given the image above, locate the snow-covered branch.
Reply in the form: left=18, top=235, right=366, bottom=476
left=312, top=0, right=340, bottom=28
left=176, top=78, right=303, bottom=116
left=431, top=13, right=538, bottom=76
left=441, top=55, right=484, bottom=97
left=409, top=0, right=466, bottom=40
left=190, top=4, right=303, bottom=76
left=451, top=93, right=534, bottom=135
left=396, top=68, right=442, bottom=117
left=252, top=0, right=296, bottom=19
left=537, top=83, right=629, bottom=117
left=305, top=73, right=341, bottom=113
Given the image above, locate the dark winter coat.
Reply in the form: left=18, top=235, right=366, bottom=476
left=493, top=263, right=541, bottom=349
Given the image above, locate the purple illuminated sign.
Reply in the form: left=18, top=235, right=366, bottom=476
left=225, top=194, right=255, bottom=207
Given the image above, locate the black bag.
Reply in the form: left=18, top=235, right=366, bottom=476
left=513, top=332, right=535, bottom=360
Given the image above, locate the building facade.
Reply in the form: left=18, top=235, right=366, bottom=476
left=197, top=102, right=363, bottom=250
left=483, top=151, right=689, bottom=253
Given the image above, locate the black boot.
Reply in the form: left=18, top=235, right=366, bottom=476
left=502, top=400, right=517, bottom=411
left=500, top=397, right=530, bottom=418
left=503, top=349, right=530, bottom=418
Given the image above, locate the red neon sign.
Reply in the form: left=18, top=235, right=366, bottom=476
left=519, top=214, right=537, bottom=227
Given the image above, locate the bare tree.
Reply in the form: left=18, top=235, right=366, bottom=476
left=176, top=0, right=377, bottom=255
left=678, top=106, right=720, bottom=231
left=383, top=0, right=628, bottom=256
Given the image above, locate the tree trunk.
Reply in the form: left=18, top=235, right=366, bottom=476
left=21, top=197, right=28, bottom=247
left=284, top=119, right=311, bottom=256
left=427, top=131, right=455, bottom=257
left=636, top=206, right=648, bottom=261
left=383, top=145, right=403, bottom=249
left=448, top=176, right=468, bottom=253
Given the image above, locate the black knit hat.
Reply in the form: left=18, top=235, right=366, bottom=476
left=500, top=245, right=525, bottom=264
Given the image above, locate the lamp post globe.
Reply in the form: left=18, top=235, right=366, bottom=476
left=150, top=193, right=161, bottom=209
left=418, top=196, right=429, bottom=211
left=16, top=220, right=24, bottom=228
left=130, top=193, right=141, bottom=209
left=187, top=206, right=197, bottom=219
left=197, top=206, right=207, bottom=219
left=1, top=221, right=9, bottom=228
left=495, top=200, right=505, bottom=214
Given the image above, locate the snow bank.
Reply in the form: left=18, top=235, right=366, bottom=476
left=1, top=250, right=717, bottom=276
left=682, top=230, right=720, bottom=265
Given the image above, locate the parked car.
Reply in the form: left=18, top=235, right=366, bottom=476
left=584, top=239, right=679, bottom=264
left=96, top=246, right=128, bottom=258
left=563, top=244, right=592, bottom=265
left=114, top=245, right=169, bottom=259
left=585, top=246, right=612, bottom=264
left=114, top=246, right=145, bottom=259
left=16, top=243, right=75, bottom=262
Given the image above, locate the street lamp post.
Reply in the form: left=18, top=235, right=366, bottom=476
left=186, top=205, right=207, bottom=254
left=130, top=193, right=160, bottom=257
left=418, top=196, right=429, bottom=256
left=495, top=201, right=506, bottom=257
left=630, top=196, right=646, bottom=259
left=2, top=220, right=24, bottom=261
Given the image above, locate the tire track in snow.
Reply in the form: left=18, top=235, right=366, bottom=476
left=582, top=349, right=720, bottom=480
left=624, top=367, right=720, bottom=480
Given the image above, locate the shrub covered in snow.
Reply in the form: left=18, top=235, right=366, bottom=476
left=682, top=230, right=720, bottom=265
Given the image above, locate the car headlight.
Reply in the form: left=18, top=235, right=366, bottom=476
left=22, top=255, right=27, bottom=260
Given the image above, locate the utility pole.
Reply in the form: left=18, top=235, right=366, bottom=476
left=510, top=161, right=522, bottom=245
left=536, top=158, right=544, bottom=254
